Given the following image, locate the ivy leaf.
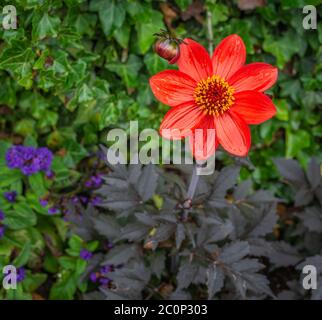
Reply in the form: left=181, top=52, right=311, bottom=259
left=286, top=129, right=310, bottom=158
left=135, top=9, right=164, bottom=54
left=90, top=0, right=125, bottom=36
left=32, top=13, right=61, bottom=40
left=106, top=54, right=142, bottom=88
left=144, top=53, right=172, bottom=75
left=0, top=40, right=35, bottom=88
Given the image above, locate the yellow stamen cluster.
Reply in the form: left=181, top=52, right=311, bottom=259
left=194, top=75, right=235, bottom=116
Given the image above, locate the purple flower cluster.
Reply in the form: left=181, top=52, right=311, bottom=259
left=3, top=191, right=17, bottom=203
left=80, top=249, right=93, bottom=261
left=85, top=174, right=103, bottom=189
left=71, top=195, right=102, bottom=207
left=89, top=263, right=122, bottom=287
left=89, top=265, right=113, bottom=287
left=6, top=145, right=53, bottom=176
left=0, top=210, right=5, bottom=239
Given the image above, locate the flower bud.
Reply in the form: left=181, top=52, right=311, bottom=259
left=154, top=38, right=180, bottom=64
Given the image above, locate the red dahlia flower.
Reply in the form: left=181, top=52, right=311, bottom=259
left=149, top=34, right=278, bottom=160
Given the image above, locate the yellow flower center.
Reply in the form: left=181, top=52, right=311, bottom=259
left=194, top=75, right=235, bottom=116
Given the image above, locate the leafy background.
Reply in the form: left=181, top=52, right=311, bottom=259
left=0, top=0, right=321, bottom=300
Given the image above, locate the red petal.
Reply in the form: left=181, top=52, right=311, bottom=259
left=228, top=63, right=278, bottom=93
left=212, top=34, right=246, bottom=80
left=149, top=70, right=196, bottom=107
left=189, top=116, right=218, bottom=160
left=231, top=91, right=277, bottom=124
left=215, top=112, right=251, bottom=156
left=177, top=38, right=213, bottom=82
left=160, top=101, right=205, bottom=139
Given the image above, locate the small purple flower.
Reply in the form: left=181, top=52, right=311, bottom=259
left=0, top=225, right=5, bottom=239
left=71, top=196, right=79, bottom=204
left=80, top=249, right=93, bottom=261
left=89, top=272, right=98, bottom=283
left=17, top=267, right=26, bottom=282
left=0, top=210, right=5, bottom=221
left=85, top=174, right=103, bottom=189
left=39, top=198, right=48, bottom=207
left=99, top=277, right=111, bottom=286
left=79, top=196, right=89, bottom=205
left=48, top=206, right=59, bottom=215
left=104, top=241, right=114, bottom=250
left=100, top=265, right=113, bottom=274
left=90, top=196, right=102, bottom=206
left=84, top=180, right=91, bottom=188
left=4, top=191, right=17, bottom=203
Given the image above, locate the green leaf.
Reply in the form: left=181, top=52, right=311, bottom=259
left=209, top=3, right=229, bottom=26
left=75, top=259, right=87, bottom=275
left=286, top=129, right=311, bottom=158
left=274, top=99, right=289, bottom=121
left=77, top=83, right=95, bottom=106
left=23, top=273, right=47, bottom=293
left=0, top=41, right=35, bottom=89
left=175, top=0, right=192, bottom=10
left=113, top=23, right=130, bottom=48
left=263, top=32, right=306, bottom=68
left=144, top=53, right=172, bottom=75
left=13, top=242, right=32, bottom=267
left=5, top=204, right=37, bottom=230
left=32, top=13, right=61, bottom=40
left=135, top=9, right=164, bottom=54
left=28, top=172, right=47, bottom=197
left=49, top=270, right=78, bottom=300
left=90, top=0, right=125, bottom=36
left=24, top=135, right=38, bottom=147
left=59, top=256, right=77, bottom=269
left=0, top=166, right=22, bottom=188
left=106, top=54, right=142, bottom=88
left=63, top=139, right=88, bottom=165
